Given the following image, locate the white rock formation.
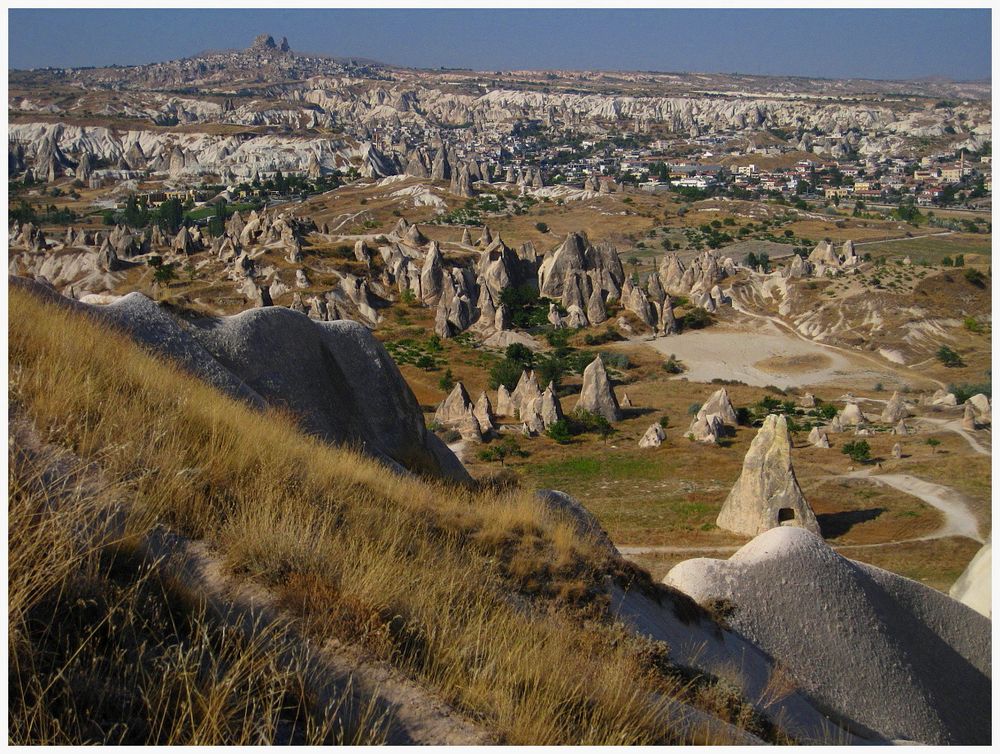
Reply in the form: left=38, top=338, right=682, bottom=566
left=716, top=415, right=820, bottom=537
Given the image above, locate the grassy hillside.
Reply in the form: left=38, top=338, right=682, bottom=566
left=8, top=286, right=772, bottom=745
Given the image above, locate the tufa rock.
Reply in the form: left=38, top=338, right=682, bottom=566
left=716, top=414, right=820, bottom=537
left=575, top=356, right=621, bottom=422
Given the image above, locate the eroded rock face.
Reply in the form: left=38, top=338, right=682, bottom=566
left=665, top=527, right=991, bottom=745
left=839, top=402, right=866, bottom=426
left=962, top=401, right=978, bottom=431
left=967, top=393, right=991, bottom=424
left=434, top=382, right=474, bottom=427
left=880, top=392, right=910, bottom=424
left=638, top=423, right=665, bottom=448
left=701, top=388, right=738, bottom=426
left=716, top=414, right=819, bottom=537
left=575, top=356, right=621, bottom=422
left=807, top=426, right=830, bottom=449
left=689, top=412, right=725, bottom=444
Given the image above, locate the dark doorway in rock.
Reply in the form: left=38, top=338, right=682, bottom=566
left=778, top=508, right=796, bottom=525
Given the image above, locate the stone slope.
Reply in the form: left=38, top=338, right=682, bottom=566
left=10, top=276, right=467, bottom=481
left=665, top=527, right=991, bottom=744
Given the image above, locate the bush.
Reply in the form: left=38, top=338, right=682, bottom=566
left=964, top=268, right=986, bottom=288
left=841, top=440, right=871, bottom=464
left=478, top=437, right=529, bottom=466
left=936, top=346, right=964, bottom=368
left=663, top=354, right=685, bottom=374
left=535, top=222, right=549, bottom=233
left=658, top=415, right=669, bottom=429
left=546, top=420, right=573, bottom=444
left=963, top=317, right=983, bottom=333
left=687, top=403, right=702, bottom=416
left=681, top=308, right=713, bottom=331
left=504, top=343, right=534, bottom=367
left=414, top=355, right=436, bottom=371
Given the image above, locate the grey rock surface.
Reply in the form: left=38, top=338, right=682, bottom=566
left=11, top=277, right=468, bottom=481
left=665, top=527, right=991, bottom=744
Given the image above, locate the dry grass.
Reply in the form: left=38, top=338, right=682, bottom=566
left=8, top=430, right=387, bottom=745
left=8, top=286, right=769, bottom=745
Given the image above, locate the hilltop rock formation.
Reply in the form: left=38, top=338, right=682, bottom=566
left=716, top=415, right=819, bottom=537
left=11, top=276, right=468, bottom=482
left=537, top=232, right=624, bottom=302
left=839, top=402, right=866, bottom=425
left=689, top=413, right=725, bottom=444
left=665, top=527, right=991, bottom=744
left=575, top=356, right=621, bottom=422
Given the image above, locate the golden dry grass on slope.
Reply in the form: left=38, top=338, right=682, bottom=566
left=8, top=287, right=775, bottom=745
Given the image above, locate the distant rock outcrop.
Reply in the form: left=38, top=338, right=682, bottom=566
left=716, top=414, right=819, bottom=537
left=575, top=356, right=621, bottom=422
left=880, top=392, right=909, bottom=424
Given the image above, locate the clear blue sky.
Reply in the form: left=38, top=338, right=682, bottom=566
left=8, top=8, right=991, bottom=81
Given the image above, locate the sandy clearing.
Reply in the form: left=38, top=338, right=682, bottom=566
left=642, top=319, right=890, bottom=388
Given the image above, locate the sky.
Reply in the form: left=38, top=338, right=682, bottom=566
left=7, top=8, right=992, bottom=81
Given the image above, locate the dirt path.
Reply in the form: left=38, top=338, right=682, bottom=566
left=843, top=468, right=983, bottom=543
left=919, top=416, right=991, bottom=456
left=854, top=230, right=954, bottom=246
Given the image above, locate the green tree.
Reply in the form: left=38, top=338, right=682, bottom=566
left=152, top=262, right=177, bottom=287
left=438, top=368, right=455, bottom=391
left=156, top=198, right=184, bottom=234
left=926, top=438, right=941, bottom=454
left=504, top=343, right=534, bottom=368
left=488, top=359, right=524, bottom=391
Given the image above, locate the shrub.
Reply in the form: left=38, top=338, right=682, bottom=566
left=925, top=437, right=941, bottom=453
left=841, top=440, right=871, bottom=464
left=964, top=268, right=986, bottom=288
left=477, top=437, right=528, bottom=466
left=663, top=354, right=685, bottom=374
left=414, top=355, right=436, bottom=371
left=963, top=317, right=983, bottom=333
left=535, top=222, right=549, bottom=233
left=545, top=420, right=573, bottom=444
left=687, top=403, right=702, bottom=416
left=658, top=415, right=669, bottom=429
left=936, top=346, right=964, bottom=368
left=504, top=342, right=534, bottom=367
left=681, top=308, right=713, bottom=331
